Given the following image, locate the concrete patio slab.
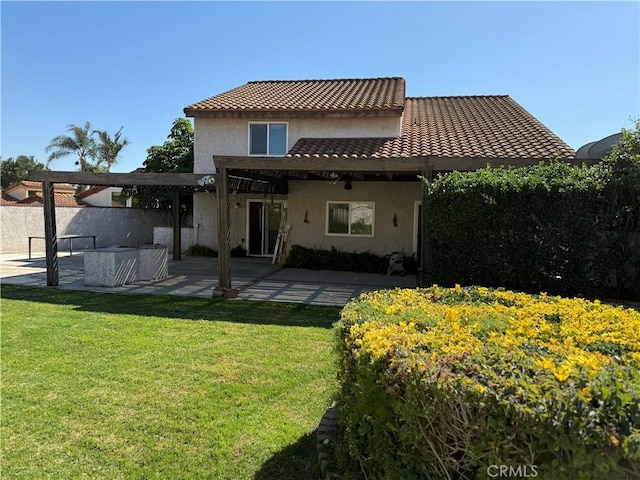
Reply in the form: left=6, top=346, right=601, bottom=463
left=0, top=252, right=416, bottom=307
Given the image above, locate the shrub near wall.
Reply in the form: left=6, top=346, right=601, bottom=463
left=335, top=286, right=640, bottom=480
left=286, top=245, right=416, bottom=274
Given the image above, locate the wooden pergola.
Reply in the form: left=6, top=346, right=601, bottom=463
left=29, top=155, right=594, bottom=297
left=26, top=171, right=218, bottom=287
left=212, top=155, right=597, bottom=296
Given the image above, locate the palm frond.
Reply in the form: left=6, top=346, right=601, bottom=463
left=46, top=121, right=98, bottom=171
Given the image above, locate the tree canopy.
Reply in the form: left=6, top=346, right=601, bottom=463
left=45, top=122, right=129, bottom=173
left=94, top=127, right=130, bottom=172
left=122, top=118, right=194, bottom=221
left=1, top=155, right=48, bottom=188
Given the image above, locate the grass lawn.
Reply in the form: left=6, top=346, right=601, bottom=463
left=1, top=285, right=341, bottom=479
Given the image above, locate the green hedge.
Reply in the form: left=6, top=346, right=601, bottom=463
left=285, top=245, right=416, bottom=275
left=335, top=287, right=640, bottom=479
left=424, top=159, right=639, bottom=298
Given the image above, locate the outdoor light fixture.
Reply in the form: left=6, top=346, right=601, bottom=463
left=197, top=175, right=216, bottom=187
left=344, top=181, right=353, bottom=190
left=329, top=172, right=339, bottom=180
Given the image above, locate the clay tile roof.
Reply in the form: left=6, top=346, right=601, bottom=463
left=287, top=96, right=575, bottom=160
left=7, top=180, right=42, bottom=190
left=4, top=180, right=77, bottom=194
left=1, top=193, right=86, bottom=207
left=184, top=77, right=405, bottom=116
left=53, top=193, right=86, bottom=207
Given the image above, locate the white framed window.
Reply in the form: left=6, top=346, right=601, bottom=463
left=326, top=201, right=375, bottom=237
left=249, top=122, right=288, bottom=156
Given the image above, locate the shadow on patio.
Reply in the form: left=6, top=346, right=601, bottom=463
left=1, top=253, right=416, bottom=307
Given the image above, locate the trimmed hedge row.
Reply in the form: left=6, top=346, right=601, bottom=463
left=335, top=286, right=640, bottom=479
left=285, top=245, right=416, bottom=275
left=424, top=159, right=639, bottom=299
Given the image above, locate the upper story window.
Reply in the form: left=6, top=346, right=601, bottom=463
left=249, top=122, right=287, bottom=156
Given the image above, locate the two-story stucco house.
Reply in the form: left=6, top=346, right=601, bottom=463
left=184, top=77, right=575, bottom=262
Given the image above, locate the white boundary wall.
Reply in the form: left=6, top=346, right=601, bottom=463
left=0, top=206, right=165, bottom=255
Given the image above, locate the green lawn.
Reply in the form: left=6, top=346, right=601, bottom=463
left=1, top=285, right=341, bottom=479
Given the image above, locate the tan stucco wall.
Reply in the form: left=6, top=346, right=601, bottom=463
left=0, top=206, right=164, bottom=254
left=286, top=180, right=421, bottom=256
left=191, top=113, right=415, bottom=256
left=193, top=180, right=422, bottom=257
left=82, top=187, right=124, bottom=207
left=193, top=192, right=218, bottom=248
left=193, top=115, right=402, bottom=173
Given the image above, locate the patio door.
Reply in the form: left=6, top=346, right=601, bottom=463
left=247, top=200, right=284, bottom=256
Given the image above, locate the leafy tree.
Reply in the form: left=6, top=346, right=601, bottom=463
left=143, top=118, right=194, bottom=176
left=1, top=155, right=48, bottom=188
left=94, top=127, right=130, bottom=172
left=122, top=118, right=194, bottom=222
left=46, top=122, right=101, bottom=172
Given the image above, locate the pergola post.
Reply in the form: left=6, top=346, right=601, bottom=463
left=42, top=181, right=59, bottom=286
left=213, top=166, right=236, bottom=298
left=172, top=190, right=181, bottom=261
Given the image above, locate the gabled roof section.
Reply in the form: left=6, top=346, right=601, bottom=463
left=0, top=192, right=86, bottom=207
left=287, top=95, right=575, bottom=160
left=184, top=77, right=406, bottom=117
left=4, top=180, right=76, bottom=194
left=1, top=191, right=20, bottom=206
left=2, top=181, right=86, bottom=207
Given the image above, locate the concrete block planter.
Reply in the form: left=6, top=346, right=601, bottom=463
left=84, top=245, right=168, bottom=287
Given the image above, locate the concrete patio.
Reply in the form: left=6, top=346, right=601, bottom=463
left=0, top=252, right=416, bottom=307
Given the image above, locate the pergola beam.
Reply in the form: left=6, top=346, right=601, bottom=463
left=215, top=156, right=428, bottom=172
left=214, top=155, right=597, bottom=172
left=27, top=171, right=215, bottom=186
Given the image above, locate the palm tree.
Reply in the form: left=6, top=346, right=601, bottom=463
left=45, top=122, right=98, bottom=172
left=94, top=127, right=130, bottom=172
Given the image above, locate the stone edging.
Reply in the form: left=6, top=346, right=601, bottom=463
left=317, top=403, right=340, bottom=480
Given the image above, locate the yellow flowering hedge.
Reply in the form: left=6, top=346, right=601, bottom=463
left=335, top=286, right=640, bottom=480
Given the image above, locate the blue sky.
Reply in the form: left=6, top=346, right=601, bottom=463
left=2, top=1, right=639, bottom=173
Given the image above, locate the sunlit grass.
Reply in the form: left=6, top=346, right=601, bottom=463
left=1, top=285, right=340, bottom=479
